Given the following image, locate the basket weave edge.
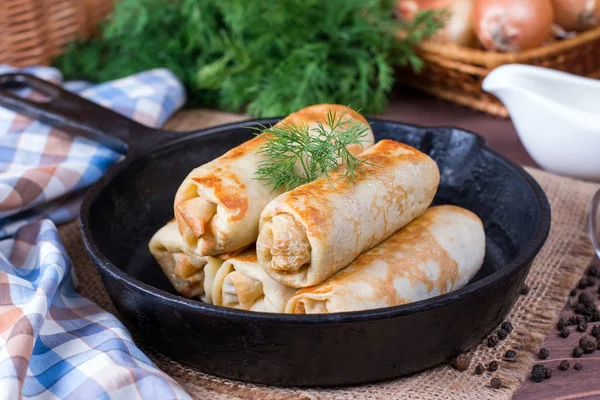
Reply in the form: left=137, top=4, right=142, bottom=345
left=416, top=27, right=600, bottom=69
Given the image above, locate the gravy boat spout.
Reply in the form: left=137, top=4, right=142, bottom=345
left=482, top=64, right=600, bottom=181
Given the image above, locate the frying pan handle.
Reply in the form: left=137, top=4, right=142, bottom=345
left=590, top=189, right=600, bottom=258
left=0, top=73, right=179, bottom=154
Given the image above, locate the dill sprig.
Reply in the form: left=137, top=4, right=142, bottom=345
left=253, top=108, right=372, bottom=191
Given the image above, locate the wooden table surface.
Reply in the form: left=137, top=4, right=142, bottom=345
left=380, top=87, right=598, bottom=400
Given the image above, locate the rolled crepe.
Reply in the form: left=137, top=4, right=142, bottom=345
left=285, top=205, right=485, bottom=314
left=174, top=104, right=374, bottom=257
left=212, top=250, right=297, bottom=313
left=149, top=220, right=223, bottom=301
left=257, top=139, right=440, bottom=288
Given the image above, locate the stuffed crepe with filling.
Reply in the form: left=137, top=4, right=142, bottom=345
left=257, top=139, right=440, bottom=288
left=285, top=205, right=485, bottom=314
left=149, top=220, right=223, bottom=301
left=174, top=104, right=374, bottom=257
left=212, top=250, right=297, bottom=313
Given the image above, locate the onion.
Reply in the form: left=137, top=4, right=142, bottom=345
left=474, top=0, right=554, bottom=52
left=552, top=0, right=600, bottom=31
left=396, top=0, right=476, bottom=46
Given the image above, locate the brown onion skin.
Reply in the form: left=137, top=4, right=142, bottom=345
left=474, top=0, right=555, bottom=52
left=396, top=0, right=476, bottom=46
left=552, top=0, right=600, bottom=31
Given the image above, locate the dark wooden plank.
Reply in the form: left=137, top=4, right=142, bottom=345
left=382, top=88, right=599, bottom=400
left=377, top=86, right=536, bottom=167
left=512, top=262, right=600, bottom=400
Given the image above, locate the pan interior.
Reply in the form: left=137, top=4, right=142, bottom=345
left=86, top=120, right=542, bottom=304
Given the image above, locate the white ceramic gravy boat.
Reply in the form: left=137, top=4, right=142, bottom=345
left=482, top=64, right=600, bottom=182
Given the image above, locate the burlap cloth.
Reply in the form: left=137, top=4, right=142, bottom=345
left=56, top=110, right=600, bottom=399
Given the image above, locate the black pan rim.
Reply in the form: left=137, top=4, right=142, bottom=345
left=79, top=117, right=551, bottom=324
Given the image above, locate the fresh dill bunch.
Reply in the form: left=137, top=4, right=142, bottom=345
left=254, top=108, right=372, bottom=191
left=54, top=0, right=445, bottom=115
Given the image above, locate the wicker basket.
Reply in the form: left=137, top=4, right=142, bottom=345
left=0, top=0, right=115, bottom=67
left=398, top=27, right=600, bottom=117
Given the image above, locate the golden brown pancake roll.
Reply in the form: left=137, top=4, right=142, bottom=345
left=285, top=205, right=485, bottom=314
left=148, top=220, right=223, bottom=301
left=257, top=139, right=440, bottom=288
left=211, top=249, right=297, bottom=313
left=174, top=104, right=374, bottom=257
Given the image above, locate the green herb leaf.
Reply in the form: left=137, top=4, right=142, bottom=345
left=253, top=108, right=371, bottom=191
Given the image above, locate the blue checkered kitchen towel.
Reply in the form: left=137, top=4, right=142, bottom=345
left=0, top=66, right=191, bottom=399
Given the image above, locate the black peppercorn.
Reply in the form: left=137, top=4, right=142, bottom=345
left=592, top=325, right=600, bottom=339
left=538, top=348, right=550, bottom=360
left=592, top=311, right=600, bottom=322
left=505, top=350, right=517, bottom=359
left=587, top=276, right=594, bottom=286
left=568, top=316, right=582, bottom=325
left=501, top=321, right=513, bottom=333
left=545, top=368, right=553, bottom=379
left=580, top=292, right=595, bottom=305
left=531, top=364, right=546, bottom=383
left=579, top=335, right=597, bottom=353
left=575, top=303, right=588, bottom=315
left=557, top=317, right=568, bottom=330
left=490, top=377, right=502, bottom=389
left=573, top=347, right=584, bottom=358
left=559, top=326, right=570, bottom=338
left=474, top=363, right=484, bottom=375
left=521, top=283, right=530, bottom=295
left=578, top=320, right=588, bottom=332
left=574, top=363, right=583, bottom=371
left=497, top=329, right=509, bottom=340
left=559, top=360, right=570, bottom=370
left=452, top=354, right=471, bottom=371
left=584, top=307, right=597, bottom=318
left=580, top=303, right=596, bottom=316
left=579, top=277, right=591, bottom=289
left=487, top=335, right=499, bottom=347
left=584, top=309, right=596, bottom=320
left=570, top=288, right=578, bottom=296
left=586, top=275, right=594, bottom=285
left=588, top=265, right=598, bottom=277
left=488, top=361, right=499, bottom=372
